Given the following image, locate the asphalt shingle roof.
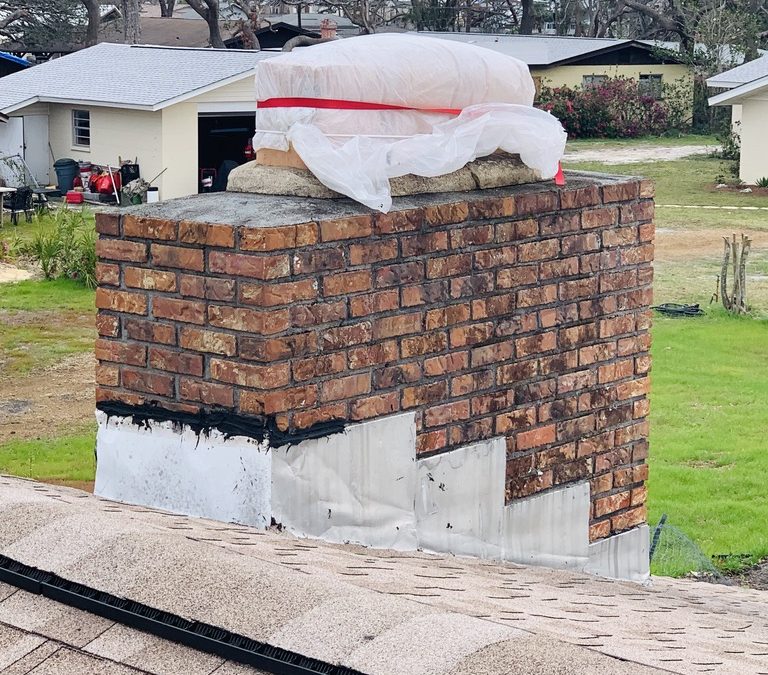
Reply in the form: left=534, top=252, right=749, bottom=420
left=707, top=54, right=768, bottom=89
left=0, top=43, right=274, bottom=114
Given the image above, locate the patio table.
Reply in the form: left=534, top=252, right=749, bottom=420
left=0, top=186, right=17, bottom=227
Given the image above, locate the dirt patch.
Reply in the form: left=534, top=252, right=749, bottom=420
left=46, top=478, right=95, bottom=493
left=564, top=144, right=717, bottom=165
left=709, top=185, right=768, bottom=196
left=0, top=262, right=34, bottom=283
left=654, top=227, right=768, bottom=263
left=732, top=559, right=768, bottom=590
left=0, top=351, right=95, bottom=444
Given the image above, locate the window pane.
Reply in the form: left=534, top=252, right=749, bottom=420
left=73, top=110, right=90, bottom=147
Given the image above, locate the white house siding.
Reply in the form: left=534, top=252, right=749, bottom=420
left=738, top=97, right=768, bottom=184
left=192, top=76, right=256, bottom=110
left=161, top=102, right=199, bottom=199
left=48, top=105, right=163, bottom=194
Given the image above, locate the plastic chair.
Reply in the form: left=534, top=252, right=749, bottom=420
left=6, top=186, right=34, bottom=226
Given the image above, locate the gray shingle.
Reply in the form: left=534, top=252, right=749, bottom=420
left=0, top=43, right=274, bottom=114
left=707, top=54, right=768, bottom=88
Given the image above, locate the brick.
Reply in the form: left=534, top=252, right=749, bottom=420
left=401, top=232, right=448, bottom=257
left=261, top=385, right=318, bottom=414
left=320, top=373, right=371, bottom=401
left=423, top=201, right=468, bottom=226
left=373, top=362, right=422, bottom=388
left=639, top=221, right=655, bottom=243
left=508, top=470, right=553, bottom=499
left=581, top=207, right=618, bottom=229
left=373, top=313, right=422, bottom=339
left=96, top=363, right=120, bottom=386
left=598, top=358, right=634, bottom=384
left=292, top=352, right=346, bottom=381
left=495, top=407, right=536, bottom=433
left=474, top=246, right=516, bottom=269
left=209, top=251, right=288, bottom=279
left=400, top=332, right=448, bottom=357
left=402, top=381, right=448, bottom=408
left=124, top=318, right=176, bottom=345
left=467, top=196, right=514, bottom=219
left=97, top=239, right=147, bottom=262
left=320, top=214, right=373, bottom=241
left=293, top=403, right=348, bottom=429
left=376, top=262, right=424, bottom=288
left=95, top=387, right=145, bottom=406
left=603, top=181, right=640, bottom=203
left=515, top=191, right=558, bottom=215
left=351, top=392, right=399, bottom=420
left=496, top=265, right=538, bottom=289
left=471, top=341, right=513, bottom=367
left=153, top=297, right=206, bottom=324
left=237, top=391, right=264, bottom=415
left=633, top=398, right=651, bottom=418
left=210, top=359, right=290, bottom=388
left=599, top=315, right=635, bottom=338
left=450, top=273, right=494, bottom=298
left=631, top=484, right=648, bottom=507
left=151, top=244, right=204, bottom=271
left=578, top=431, right=615, bottom=457
left=95, top=288, right=147, bottom=315
left=497, top=359, right=537, bottom=384
left=620, top=201, right=654, bottom=224
left=177, top=221, right=235, bottom=247
left=291, top=301, right=347, bottom=327
left=179, top=379, right=234, bottom=407
left=208, top=306, right=281, bottom=333
left=124, top=266, right=177, bottom=292
left=426, top=303, right=471, bottom=329
left=121, top=368, right=174, bottom=397
left=517, top=284, right=557, bottom=308
left=562, top=233, right=600, bottom=255
left=560, top=185, right=601, bottom=209
left=450, top=224, right=494, bottom=248
left=594, top=490, right=631, bottom=517
left=293, top=248, right=345, bottom=274
left=95, top=262, right=120, bottom=286
left=603, top=226, right=638, bottom=248
left=516, top=423, right=556, bottom=450
left=425, top=400, right=470, bottom=427
left=350, top=290, right=400, bottom=317
left=240, top=333, right=317, bottom=364
left=122, top=216, right=177, bottom=240
left=373, top=208, right=423, bottom=234
left=321, top=322, right=373, bottom=350
left=518, top=239, right=559, bottom=262
left=241, top=279, right=317, bottom=306
left=322, top=271, right=371, bottom=296
left=621, top=243, right=654, bottom=265
left=95, top=212, right=120, bottom=235
left=450, top=418, right=494, bottom=445
left=179, top=328, right=236, bottom=356
left=239, top=222, right=316, bottom=251
left=516, top=331, right=556, bottom=356
left=427, top=254, right=472, bottom=279
left=450, top=322, right=493, bottom=348
left=349, top=239, right=398, bottom=265
left=401, top=281, right=448, bottom=307
left=149, top=346, right=203, bottom=376
left=96, top=314, right=120, bottom=337
left=416, top=429, right=447, bottom=454
left=539, top=212, right=580, bottom=235
left=450, top=370, right=493, bottom=396
left=95, top=339, right=146, bottom=366
left=611, top=505, right=646, bottom=532
left=424, top=352, right=469, bottom=377
left=589, top=520, right=611, bottom=541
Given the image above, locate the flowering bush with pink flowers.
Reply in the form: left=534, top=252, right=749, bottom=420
left=536, top=77, right=690, bottom=139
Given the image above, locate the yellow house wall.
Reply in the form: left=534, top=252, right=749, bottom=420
left=160, top=102, right=199, bottom=200
left=737, top=97, right=768, bottom=185
left=191, top=77, right=255, bottom=104
left=532, top=64, right=691, bottom=91
left=48, top=104, right=163, bottom=193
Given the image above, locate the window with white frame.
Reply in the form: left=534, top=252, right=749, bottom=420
left=72, top=109, right=90, bottom=147
left=639, top=74, right=664, bottom=99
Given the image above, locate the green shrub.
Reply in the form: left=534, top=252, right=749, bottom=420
left=20, top=209, right=97, bottom=287
left=755, top=177, right=768, bottom=188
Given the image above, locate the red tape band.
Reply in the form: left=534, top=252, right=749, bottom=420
left=257, top=97, right=462, bottom=116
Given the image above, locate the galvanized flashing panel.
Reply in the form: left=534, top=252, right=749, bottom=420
left=271, top=413, right=419, bottom=550
left=94, top=411, right=272, bottom=527
left=502, top=482, right=590, bottom=570
left=585, top=524, right=650, bottom=583
left=415, top=439, right=506, bottom=559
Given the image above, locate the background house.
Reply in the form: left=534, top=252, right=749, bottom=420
left=708, top=55, right=768, bottom=184
left=0, top=51, right=31, bottom=78
left=412, top=33, right=691, bottom=98
left=0, top=43, right=273, bottom=198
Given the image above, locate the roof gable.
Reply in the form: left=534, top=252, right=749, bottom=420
left=707, top=54, right=768, bottom=89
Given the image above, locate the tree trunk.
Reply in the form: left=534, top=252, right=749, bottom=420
left=519, top=0, right=534, bottom=34
left=186, top=0, right=226, bottom=48
left=81, top=0, right=100, bottom=46
left=121, top=0, right=142, bottom=43
left=159, top=0, right=176, bottom=17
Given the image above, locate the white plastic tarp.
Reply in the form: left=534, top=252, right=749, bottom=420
left=253, top=34, right=567, bottom=212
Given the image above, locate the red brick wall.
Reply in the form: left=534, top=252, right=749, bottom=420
left=95, top=177, right=654, bottom=541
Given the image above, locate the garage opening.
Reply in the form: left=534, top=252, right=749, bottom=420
left=198, top=113, right=255, bottom=192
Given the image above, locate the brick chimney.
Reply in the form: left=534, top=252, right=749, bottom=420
left=93, top=174, right=654, bottom=582
left=320, top=18, right=337, bottom=39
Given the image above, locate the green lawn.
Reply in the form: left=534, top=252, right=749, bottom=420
left=649, top=312, right=768, bottom=575
left=566, top=133, right=718, bottom=151
left=0, top=426, right=96, bottom=484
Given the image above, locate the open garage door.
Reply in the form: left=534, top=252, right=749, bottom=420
left=198, top=113, right=255, bottom=192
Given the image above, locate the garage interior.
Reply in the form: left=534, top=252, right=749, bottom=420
left=197, top=113, right=255, bottom=193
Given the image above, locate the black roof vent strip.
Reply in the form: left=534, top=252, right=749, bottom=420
left=0, top=554, right=366, bottom=675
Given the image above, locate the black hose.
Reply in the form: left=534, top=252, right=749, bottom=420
left=651, top=303, right=704, bottom=317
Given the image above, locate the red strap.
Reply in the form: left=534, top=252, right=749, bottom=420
left=257, top=97, right=462, bottom=116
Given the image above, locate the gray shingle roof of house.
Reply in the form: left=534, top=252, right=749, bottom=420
left=1, top=475, right=768, bottom=675
left=707, top=54, right=768, bottom=89
left=409, top=32, right=671, bottom=67
left=0, top=43, right=274, bottom=114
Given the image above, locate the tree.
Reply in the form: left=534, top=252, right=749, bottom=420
left=186, top=0, right=227, bottom=47
left=158, top=0, right=176, bottom=17
left=81, top=0, right=100, bottom=45
left=0, top=0, right=88, bottom=48
left=121, top=0, right=141, bottom=43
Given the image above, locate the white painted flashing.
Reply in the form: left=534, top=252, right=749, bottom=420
left=95, top=412, right=648, bottom=580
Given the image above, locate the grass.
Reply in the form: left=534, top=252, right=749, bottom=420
left=0, top=425, right=96, bottom=484
left=0, top=207, right=95, bottom=245
left=566, top=133, right=718, bottom=151
left=0, top=279, right=95, bottom=375
left=649, top=312, right=768, bottom=575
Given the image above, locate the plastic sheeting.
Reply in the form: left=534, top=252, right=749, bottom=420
left=253, top=34, right=567, bottom=212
